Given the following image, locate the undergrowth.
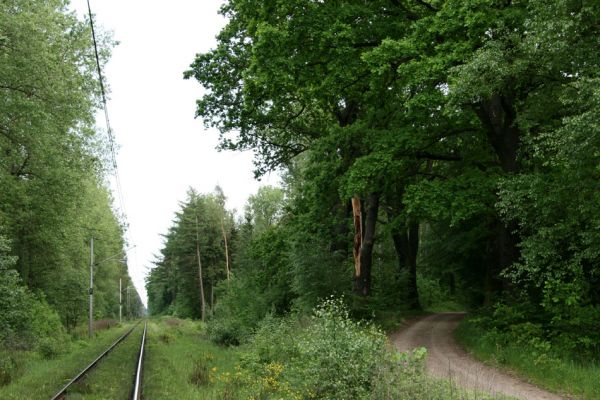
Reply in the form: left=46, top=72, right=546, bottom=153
left=456, top=312, right=600, bottom=399
left=205, top=297, right=505, bottom=399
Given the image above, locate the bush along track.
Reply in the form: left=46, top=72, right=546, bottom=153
left=144, top=300, right=512, bottom=400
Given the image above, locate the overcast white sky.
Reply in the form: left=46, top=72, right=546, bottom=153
left=69, top=0, right=279, bottom=306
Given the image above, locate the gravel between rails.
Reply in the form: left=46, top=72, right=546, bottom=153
left=390, top=312, right=565, bottom=400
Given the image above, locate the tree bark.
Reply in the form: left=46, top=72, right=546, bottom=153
left=391, top=221, right=421, bottom=310
left=406, top=221, right=420, bottom=309
left=353, top=193, right=380, bottom=296
left=476, top=93, right=521, bottom=300
left=351, top=196, right=362, bottom=281
left=476, top=93, right=520, bottom=174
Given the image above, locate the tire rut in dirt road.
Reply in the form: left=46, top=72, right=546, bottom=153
left=390, top=313, right=565, bottom=400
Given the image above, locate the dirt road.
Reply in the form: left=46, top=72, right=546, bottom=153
left=390, top=312, right=564, bottom=400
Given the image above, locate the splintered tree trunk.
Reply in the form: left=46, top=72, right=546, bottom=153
left=353, top=193, right=380, bottom=296
left=195, top=214, right=206, bottom=321
left=351, top=196, right=362, bottom=281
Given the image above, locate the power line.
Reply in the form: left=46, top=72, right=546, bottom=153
left=86, top=0, right=128, bottom=226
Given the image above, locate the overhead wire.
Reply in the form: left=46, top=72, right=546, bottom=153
left=86, top=0, right=128, bottom=226
left=86, top=1, right=143, bottom=304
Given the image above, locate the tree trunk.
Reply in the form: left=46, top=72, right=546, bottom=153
left=195, top=214, right=206, bottom=321
left=476, top=93, right=521, bottom=299
left=353, top=193, right=380, bottom=296
left=351, top=196, right=362, bottom=282
left=476, top=94, right=520, bottom=174
left=391, top=221, right=421, bottom=310
left=220, top=217, right=230, bottom=283
left=406, top=221, right=420, bottom=309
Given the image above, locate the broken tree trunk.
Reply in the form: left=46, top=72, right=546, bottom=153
left=353, top=193, right=380, bottom=296
left=351, top=196, right=362, bottom=281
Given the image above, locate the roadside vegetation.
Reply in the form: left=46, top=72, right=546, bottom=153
left=145, top=302, right=506, bottom=400
left=456, top=313, right=600, bottom=399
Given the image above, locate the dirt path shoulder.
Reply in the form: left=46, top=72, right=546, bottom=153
left=390, top=312, right=564, bottom=400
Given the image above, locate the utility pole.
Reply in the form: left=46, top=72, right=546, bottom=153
left=87, top=244, right=135, bottom=334
left=88, top=237, right=94, bottom=339
left=119, top=278, right=122, bottom=324
left=126, top=285, right=131, bottom=318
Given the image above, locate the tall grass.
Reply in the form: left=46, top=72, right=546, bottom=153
left=0, top=322, right=135, bottom=400
left=456, top=318, right=600, bottom=399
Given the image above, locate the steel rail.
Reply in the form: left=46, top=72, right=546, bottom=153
left=49, top=320, right=142, bottom=400
left=131, top=321, right=147, bottom=400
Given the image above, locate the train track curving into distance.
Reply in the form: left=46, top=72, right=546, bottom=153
left=50, top=320, right=147, bottom=400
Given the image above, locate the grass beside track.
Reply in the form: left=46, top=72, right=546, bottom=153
left=455, top=318, right=600, bottom=400
left=141, top=316, right=512, bottom=400
left=65, top=323, right=144, bottom=399
left=143, top=318, right=240, bottom=400
left=0, top=322, right=137, bottom=400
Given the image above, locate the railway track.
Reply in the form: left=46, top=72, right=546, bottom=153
left=50, top=321, right=147, bottom=400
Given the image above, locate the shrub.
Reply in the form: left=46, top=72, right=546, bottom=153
left=417, top=274, right=450, bottom=309
left=92, top=319, right=118, bottom=331
left=29, top=296, right=70, bottom=358
left=290, top=298, right=387, bottom=398
left=158, top=332, right=174, bottom=344
left=37, top=337, right=65, bottom=359
left=207, top=278, right=270, bottom=345
left=0, top=235, right=70, bottom=357
left=0, top=266, right=33, bottom=348
left=0, top=351, right=22, bottom=387
left=371, top=348, right=431, bottom=399
left=189, top=354, right=214, bottom=387
left=462, top=302, right=600, bottom=362
left=217, top=298, right=495, bottom=400
left=236, top=298, right=388, bottom=399
left=164, top=317, right=183, bottom=327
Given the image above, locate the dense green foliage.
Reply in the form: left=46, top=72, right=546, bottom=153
left=207, top=299, right=502, bottom=399
left=3, top=0, right=596, bottom=396
left=456, top=316, right=600, bottom=399
left=0, top=0, right=143, bottom=375
left=240, top=299, right=388, bottom=399
left=176, top=0, right=600, bottom=381
left=0, top=235, right=68, bottom=357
